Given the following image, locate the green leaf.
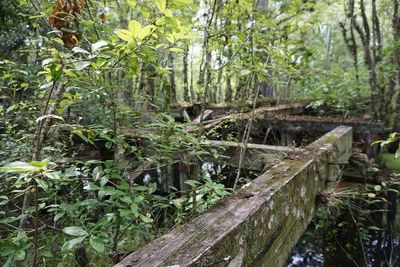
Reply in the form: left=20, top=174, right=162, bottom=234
left=169, top=47, right=184, bottom=53
left=116, top=29, right=134, bottom=42
left=35, top=178, right=49, bottom=192
left=395, top=146, right=400, bottom=159
left=72, top=130, right=95, bottom=145
left=0, top=161, right=40, bottom=173
left=62, top=236, right=87, bottom=252
left=89, top=236, right=105, bottom=253
left=240, top=69, right=251, bottom=76
left=44, top=171, right=61, bottom=180
left=156, top=0, right=166, bottom=13
left=184, top=179, right=201, bottom=187
left=41, top=251, right=54, bottom=258
left=92, top=40, right=108, bottom=51
left=127, top=0, right=136, bottom=9
left=80, top=199, right=100, bottom=206
left=129, top=20, right=142, bottom=39
left=14, top=249, right=26, bottom=261
left=62, top=226, right=88, bottom=236
left=139, top=25, right=156, bottom=40
left=30, top=161, right=49, bottom=169
left=139, top=213, right=153, bottom=223
left=72, top=47, right=90, bottom=54
left=74, top=61, right=91, bottom=71
left=163, top=8, right=172, bottom=17
left=54, top=213, right=65, bottom=222
left=173, top=0, right=192, bottom=4
left=42, top=58, right=56, bottom=67
left=0, top=196, right=9, bottom=206
left=105, top=141, right=113, bottom=150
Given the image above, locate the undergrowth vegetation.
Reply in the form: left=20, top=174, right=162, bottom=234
left=2, top=0, right=400, bottom=266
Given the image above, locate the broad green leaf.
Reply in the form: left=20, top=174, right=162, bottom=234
left=35, top=178, right=49, bottom=192
left=62, top=226, right=88, bottom=236
left=0, top=196, right=9, bottom=206
left=74, top=61, right=90, bottom=71
left=105, top=141, right=113, bottom=150
left=169, top=47, right=184, bottom=53
left=89, top=236, right=105, bottom=253
left=128, top=20, right=142, bottom=38
left=184, top=179, right=201, bottom=187
left=91, top=40, right=108, bottom=51
left=42, top=58, right=56, bottom=67
left=139, top=213, right=153, bottom=223
left=173, top=0, right=192, bottom=4
left=15, top=249, right=26, bottom=261
left=396, top=146, right=400, bottom=159
left=116, top=29, right=134, bottom=42
left=0, top=161, right=39, bottom=173
left=240, top=69, right=251, bottom=76
left=80, top=199, right=100, bottom=206
left=62, top=236, right=87, bottom=252
left=130, top=203, right=139, bottom=217
left=41, top=251, right=54, bottom=258
left=44, top=171, right=61, bottom=180
left=72, top=130, right=95, bottom=145
left=120, top=209, right=132, bottom=217
left=156, top=0, right=166, bottom=13
left=139, top=25, right=156, bottom=40
left=156, top=17, right=166, bottom=26
left=29, top=161, right=49, bottom=169
left=72, top=47, right=90, bottom=54
left=127, top=0, right=136, bottom=9
left=166, top=35, right=175, bottom=44
left=54, top=213, right=65, bottom=222
left=163, top=8, right=172, bottom=17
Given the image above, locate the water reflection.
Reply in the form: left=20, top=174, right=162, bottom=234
left=285, top=187, right=400, bottom=267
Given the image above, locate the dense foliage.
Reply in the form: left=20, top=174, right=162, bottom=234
left=1, top=0, right=400, bottom=266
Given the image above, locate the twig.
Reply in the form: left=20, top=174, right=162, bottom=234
left=84, top=0, right=101, bottom=39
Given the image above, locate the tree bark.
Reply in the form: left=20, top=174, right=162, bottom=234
left=183, top=45, right=190, bottom=102
left=168, top=52, right=177, bottom=102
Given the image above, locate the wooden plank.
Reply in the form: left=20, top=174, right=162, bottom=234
left=192, top=110, right=214, bottom=124
left=115, top=126, right=352, bottom=267
left=205, top=140, right=306, bottom=171
left=206, top=140, right=304, bottom=153
left=257, top=115, right=385, bottom=138
left=202, top=103, right=306, bottom=130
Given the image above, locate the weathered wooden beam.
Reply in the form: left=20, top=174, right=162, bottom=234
left=205, top=140, right=305, bottom=171
left=202, top=103, right=307, bottom=130
left=256, top=115, right=385, bottom=138
left=206, top=140, right=304, bottom=153
left=115, top=126, right=352, bottom=267
left=192, top=110, right=214, bottom=124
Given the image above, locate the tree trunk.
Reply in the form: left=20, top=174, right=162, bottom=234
left=168, top=52, right=177, bottom=102
left=183, top=45, right=190, bottom=102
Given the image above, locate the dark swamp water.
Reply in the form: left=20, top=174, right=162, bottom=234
left=285, top=183, right=400, bottom=267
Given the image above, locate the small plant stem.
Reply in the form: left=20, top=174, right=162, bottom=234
left=32, top=183, right=39, bottom=267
